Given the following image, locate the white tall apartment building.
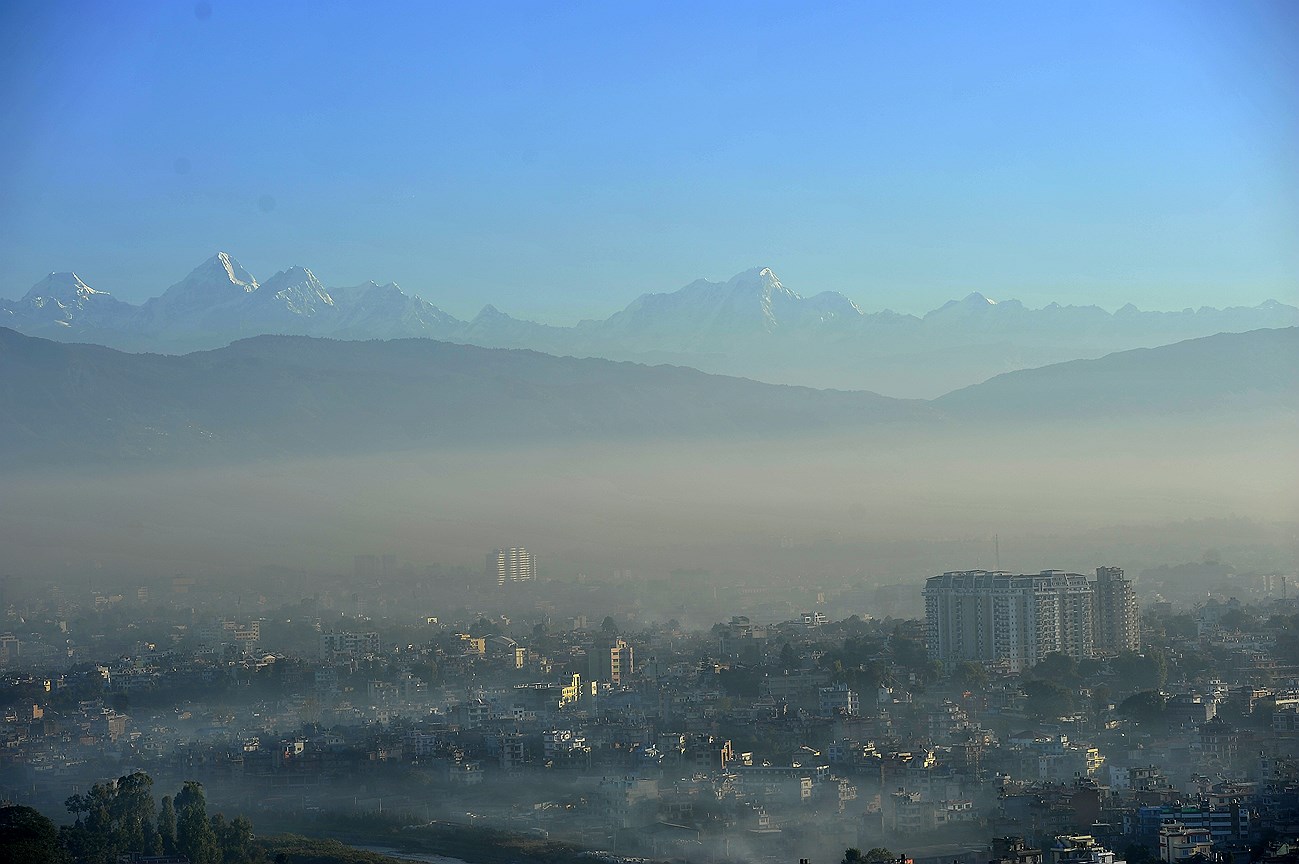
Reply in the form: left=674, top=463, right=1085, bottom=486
left=924, top=570, right=1098, bottom=672
left=488, top=546, right=536, bottom=587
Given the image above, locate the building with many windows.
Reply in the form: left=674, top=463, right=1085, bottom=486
left=1092, top=566, right=1140, bottom=654
left=590, top=637, right=634, bottom=686
left=924, top=568, right=1136, bottom=673
left=488, top=546, right=536, bottom=586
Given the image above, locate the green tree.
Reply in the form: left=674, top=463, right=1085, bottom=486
left=63, top=781, right=117, bottom=864
left=1272, top=615, right=1299, bottom=664
left=1162, top=615, right=1197, bottom=640
left=1023, top=679, right=1075, bottom=720
left=1118, top=690, right=1167, bottom=728
left=953, top=662, right=988, bottom=690
left=1, top=804, right=70, bottom=864
left=1113, top=651, right=1167, bottom=691
left=1219, top=608, right=1256, bottom=632
left=176, top=782, right=219, bottom=864
left=210, top=813, right=260, bottom=864
left=158, top=796, right=176, bottom=855
left=217, top=815, right=257, bottom=864
left=1091, top=684, right=1113, bottom=717
left=1176, top=651, right=1212, bottom=681
left=471, top=616, right=502, bottom=637
left=411, top=660, right=439, bottom=686
left=1032, top=652, right=1079, bottom=683
left=110, top=771, right=156, bottom=854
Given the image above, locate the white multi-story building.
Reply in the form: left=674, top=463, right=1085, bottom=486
left=923, top=570, right=1096, bottom=672
left=819, top=683, right=860, bottom=716
left=488, top=547, right=536, bottom=586
left=1159, top=823, right=1213, bottom=863
left=319, top=630, right=380, bottom=658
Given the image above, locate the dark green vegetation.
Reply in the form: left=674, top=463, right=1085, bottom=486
left=58, top=773, right=257, bottom=864
left=0, top=804, right=70, bottom=864
left=842, top=849, right=897, bottom=864
left=255, top=836, right=408, bottom=864
left=17, top=771, right=655, bottom=864
left=268, top=814, right=616, bottom=864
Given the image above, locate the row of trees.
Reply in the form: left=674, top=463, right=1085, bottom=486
left=54, top=772, right=259, bottom=864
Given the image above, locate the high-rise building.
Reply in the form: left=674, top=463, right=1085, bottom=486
left=590, top=637, right=634, bottom=686
left=488, top=547, right=536, bottom=587
left=1092, top=566, right=1140, bottom=654
left=923, top=570, right=1096, bottom=672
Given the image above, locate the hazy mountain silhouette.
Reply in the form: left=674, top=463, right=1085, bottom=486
left=4, top=253, right=1296, bottom=397
left=2, top=326, right=1293, bottom=465
left=0, top=327, right=927, bottom=462
left=935, top=327, right=1299, bottom=417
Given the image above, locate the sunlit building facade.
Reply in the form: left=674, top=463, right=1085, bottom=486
left=923, top=570, right=1096, bottom=673
left=488, top=546, right=536, bottom=587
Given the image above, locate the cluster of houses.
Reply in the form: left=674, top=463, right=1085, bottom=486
left=2, top=582, right=1299, bottom=864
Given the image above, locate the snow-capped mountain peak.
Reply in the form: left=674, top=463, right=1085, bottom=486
left=217, top=251, right=257, bottom=291
left=22, top=272, right=104, bottom=305
left=724, top=266, right=794, bottom=299
left=258, top=265, right=335, bottom=315
left=160, top=252, right=260, bottom=300
left=924, top=291, right=1005, bottom=320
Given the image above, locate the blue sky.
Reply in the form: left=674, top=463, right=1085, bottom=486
left=1, top=0, right=1295, bottom=322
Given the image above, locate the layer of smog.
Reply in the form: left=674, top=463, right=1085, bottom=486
left=3, top=3, right=1298, bottom=864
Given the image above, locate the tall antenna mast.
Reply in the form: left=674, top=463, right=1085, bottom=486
left=995, top=534, right=1001, bottom=570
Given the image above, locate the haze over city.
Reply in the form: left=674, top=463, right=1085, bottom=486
left=1, top=4, right=1297, bottom=864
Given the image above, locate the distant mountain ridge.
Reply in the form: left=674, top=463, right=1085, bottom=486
left=0, top=326, right=928, bottom=463
left=935, top=326, right=1299, bottom=417
left=4, top=252, right=1296, bottom=396
left=1, top=326, right=1293, bottom=465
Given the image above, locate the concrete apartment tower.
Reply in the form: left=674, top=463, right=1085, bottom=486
left=1092, top=566, right=1140, bottom=654
left=924, top=567, right=1141, bottom=672
left=923, top=570, right=1095, bottom=673
left=488, top=547, right=536, bottom=587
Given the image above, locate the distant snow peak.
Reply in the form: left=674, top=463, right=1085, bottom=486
left=731, top=265, right=781, bottom=284
left=259, top=265, right=335, bottom=314
left=208, top=251, right=258, bottom=292
left=926, top=291, right=1004, bottom=319
left=726, top=266, right=797, bottom=302
left=54, top=272, right=97, bottom=292
left=22, top=272, right=109, bottom=305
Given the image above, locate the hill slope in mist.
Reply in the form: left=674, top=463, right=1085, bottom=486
left=936, top=327, right=1299, bottom=416
left=0, top=327, right=927, bottom=462
left=1, top=326, right=1295, bottom=465
left=2, top=328, right=1295, bottom=584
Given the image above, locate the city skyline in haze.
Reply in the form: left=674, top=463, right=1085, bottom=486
left=2, top=0, right=1296, bottom=323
